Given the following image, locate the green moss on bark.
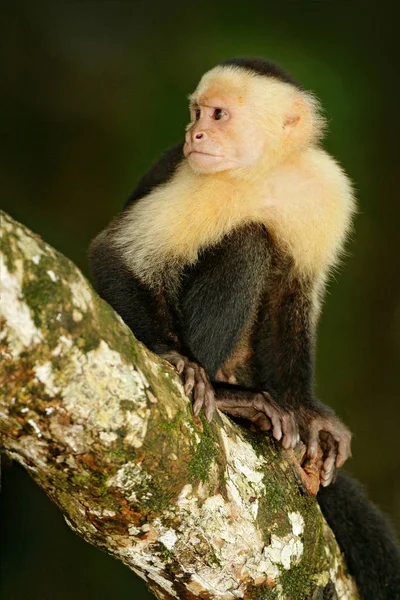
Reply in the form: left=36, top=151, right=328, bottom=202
left=0, top=227, right=18, bottom=273
left=189, top=417, right=218, bottom=482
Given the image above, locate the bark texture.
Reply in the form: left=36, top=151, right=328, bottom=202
left=0, top=210, right=359, bottom=599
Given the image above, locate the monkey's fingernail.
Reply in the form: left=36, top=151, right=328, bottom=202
left=206, top=412, right=213, bottom=423
left=308, top=444, right=317, bottom=457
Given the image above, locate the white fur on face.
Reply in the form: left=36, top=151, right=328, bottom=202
left=184, top=66, right=326, bottom=176
left=184, top=88, right=266, bottom=174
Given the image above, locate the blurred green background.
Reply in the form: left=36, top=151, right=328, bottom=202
left=1, top=1, right=399, bottom=598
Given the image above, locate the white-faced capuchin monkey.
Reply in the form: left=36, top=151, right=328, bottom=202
left=89, top=58, right=400, bottom=598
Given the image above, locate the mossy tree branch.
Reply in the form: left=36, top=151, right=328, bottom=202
left=0, top=211, right=358, bottom=599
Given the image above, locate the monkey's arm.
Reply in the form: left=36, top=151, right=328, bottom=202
left=253, top=276, right=351, bottom=486
left=89, top=232, right=216, bottom=420
left=89, top=233, right=177, bottom=353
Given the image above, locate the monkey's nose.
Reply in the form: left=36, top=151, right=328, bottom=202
left=193, top=131, right=207, bottom=142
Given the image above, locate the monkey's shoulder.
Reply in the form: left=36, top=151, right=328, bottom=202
left=262, top=147, right=356, bottom=277
left=267, top=147, right=354, bottom=208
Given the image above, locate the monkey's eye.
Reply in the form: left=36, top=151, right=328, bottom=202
left=195, top=108, right=201, bottom=121
left=213, top=108, right=225, bottom=120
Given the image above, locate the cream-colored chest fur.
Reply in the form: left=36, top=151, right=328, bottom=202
left=113, top=147, right=355, bottom=287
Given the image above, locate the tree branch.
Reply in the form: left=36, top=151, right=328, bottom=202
left=0, top=210, right=358, bottom=599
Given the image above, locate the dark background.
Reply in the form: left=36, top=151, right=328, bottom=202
left=1, top=2, right=399, bottom=599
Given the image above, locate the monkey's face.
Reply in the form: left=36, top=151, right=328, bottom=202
left=184, top=95, right=266, bottom=174
left=184, top=66, right=324, bottom=176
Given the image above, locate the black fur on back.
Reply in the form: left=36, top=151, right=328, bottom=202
left=219, top=57, right=301, bottom=88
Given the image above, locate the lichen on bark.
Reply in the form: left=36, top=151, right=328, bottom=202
left=0, top=210, right=359, bottom=599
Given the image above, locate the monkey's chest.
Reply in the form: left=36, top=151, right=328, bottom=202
left=171, top=223, right=284, bottom=381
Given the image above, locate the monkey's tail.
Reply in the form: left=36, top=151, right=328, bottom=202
left=317, top=471, right=400, bottom=600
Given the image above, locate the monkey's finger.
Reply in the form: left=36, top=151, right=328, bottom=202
left=196, top=366, right=215, bottom=422
left=176, top=359, right=185, bottom=374
left=162, top=352, right=185, bottom=372
left=320, top=467, right=336, bottom=487
left=222, top=406, right=254, bottom=418
left=184, top=367, right=195, bottom=395
left=307, top=425, right=320, bottom=459
left=321, top=445, right=337, bottom=487
left=253, top=396, right=282, bottom=441
left=281, top=416, right=293, bottom=449
left=215, top=400, right=258, bottom=420
left=204, top=388, right=216, bottom=423
left=321, top=469, right=336, bottom=487
left=192, top=380, right=206, bottom=416
left=281, top=412, right=298, bottom=449
left=321, top=465, right=336, bottom=487
left=335, top=434, right=352, bottom=469
left=251, top=413, right=272, bottom=432
left=243, top=410, right=273, bottom=432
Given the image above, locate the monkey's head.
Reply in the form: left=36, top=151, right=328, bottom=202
left=184, top=58, right=325, bottom=176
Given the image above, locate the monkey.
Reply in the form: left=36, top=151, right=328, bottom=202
left=89, top=58, right=400, bottom=598
left=92, top=58, right=351, bottom=482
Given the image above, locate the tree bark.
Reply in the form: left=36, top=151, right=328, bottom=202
left=0, top=210, right=358, bottom=600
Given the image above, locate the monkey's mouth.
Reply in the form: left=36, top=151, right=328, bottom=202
left=187, top=150, right=223, bottom=158
left=186, top=148, right=227, bottom=173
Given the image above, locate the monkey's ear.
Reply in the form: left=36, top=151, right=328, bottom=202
left=283, top=97, right=314, bottom=147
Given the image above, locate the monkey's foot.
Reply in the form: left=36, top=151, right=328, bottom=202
left=216, top=391, right=300, bottom=449
left=289, top=444, right=324, bottom=497
left=160, top=351, right=216, bottom=422
left=300, top=411, right=352, bottom=487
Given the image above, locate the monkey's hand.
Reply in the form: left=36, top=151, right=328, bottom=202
left=298, top=407, right=352, bottom=487
left=159, top=351, right=216, bottom=422
left=215, top=390, right=300, bottom=450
